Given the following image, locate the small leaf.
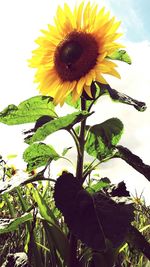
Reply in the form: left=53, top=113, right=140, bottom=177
left=25, top=111, right=91, bottom=144
left=0, top=212, right=33, bottom=234
left=0, top=96, right=56, bottom=125
left=115, top=145, right=150, bottom=182
left=62, top=146, right=72, bottom=156
left=107, top=49, right=132, bottom=64
left=89, top=179, right=110, bottom=193
left=85, top=118, right=124, bottom=161
left=23, top=143, right=60, bottom=171
left=97, top=83, right=147, bottom=112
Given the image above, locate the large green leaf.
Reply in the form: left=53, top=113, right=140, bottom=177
left=25, top=111, right=91, bottom=144
left=107, top=49, right=132, bottom=64
left=23, top=142, right=60, bottom=171
left=0, top=96, right=56, bottom=125
left=0, top=212, right=33, bottom=234
left=85, top=118, right=124, bottom=161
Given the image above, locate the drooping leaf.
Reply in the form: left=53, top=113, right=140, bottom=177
left=0, top=212, right=33, bottom=234
left=107, top=49, right=132, bottom=64
left=25, top=111, right=91, bottom=144
left=85, top=118, right=124, bottom=161
left=97, top=83, right=147, bottom=112
left=114, top=145, right=150, bottom=182
left=23, top=142, right=60, bottom=171
left=54, top=172, right=134, bottom=251
left=0, top=96, right=56, bottom=125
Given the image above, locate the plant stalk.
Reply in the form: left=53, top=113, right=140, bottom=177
left=69, top=98, right=87, bottom=267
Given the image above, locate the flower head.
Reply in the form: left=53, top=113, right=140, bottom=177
left=29, top=2, right=123, bottom=105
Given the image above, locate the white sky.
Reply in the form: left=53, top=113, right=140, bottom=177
left=0, top=0, right=150, bottom=203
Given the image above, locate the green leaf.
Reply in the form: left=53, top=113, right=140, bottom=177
left=0, top=96, right=56, bottom=125
left=85, top=118, right=124, bottom=161
left=25, top=111, right=91, bottom=144
left=65, top=94, right=81, bottom=109
left=107, top=49, right=132, bottom=64
left=0, top=212, right=33, bottom=234
left=23, top=142, right=60, bottom=171
left=32, top=187, right=58, bottom=225
left=89, top=179, right=110, bottom=193
left=43, top=220, right=69, bottom=265
left=62, top=146, right=72, bottom=156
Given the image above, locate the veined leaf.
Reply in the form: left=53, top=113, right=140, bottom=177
left=0, top=96, right=56, bottom=125
left=107, top=49, right=132, bottom=64
left=85, top=118, right=124, bottom=161
left=23, top=143, right=60, bottom=171
left=25, top=111, right=91, bottom=144
left=0, top=212, right=33, bottom=234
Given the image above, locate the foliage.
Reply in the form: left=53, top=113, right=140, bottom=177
left=0, top=51, right=150, bottom=267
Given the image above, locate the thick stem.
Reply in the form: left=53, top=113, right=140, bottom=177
left=69, top=98, right=87, bottom=267
left=76, top=98, right=86, bottom=180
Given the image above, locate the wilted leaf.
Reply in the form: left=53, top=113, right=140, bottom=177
left=107, top=50, right=132, bottom=64
left=25, top=111, right=91, bottom=144
left=85, top=118, right=124, bottom=161
left=0, top=96, right=56, bottom=125
left=23, top=142, right=60, bottom=171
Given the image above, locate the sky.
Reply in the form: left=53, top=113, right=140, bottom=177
left=0, top=0, right=150, bottom=203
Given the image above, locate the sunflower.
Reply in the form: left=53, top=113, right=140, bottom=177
left=29, top=2, right=123, bottom=105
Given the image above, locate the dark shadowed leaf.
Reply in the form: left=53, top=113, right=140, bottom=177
left=0, top=212, right=33, bottom=234
left=25, top=111, right=91, bottom=144
left=97, top=83, right=147, bottom=112
left=115, top=145, right=150, bottom=182
left=54, top=172, right=134, bottom=251
left=85, top=118, right=124, bottom=161
left=23, top=143, right=60, bottom=171
left=107, top=50, right=132, bottom=64
left=0, top=96, right=56, bottom=125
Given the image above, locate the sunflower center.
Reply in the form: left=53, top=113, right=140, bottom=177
left=60, top=40, right=83, bottom=65
left=54, top=31, right=99, bottom=82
